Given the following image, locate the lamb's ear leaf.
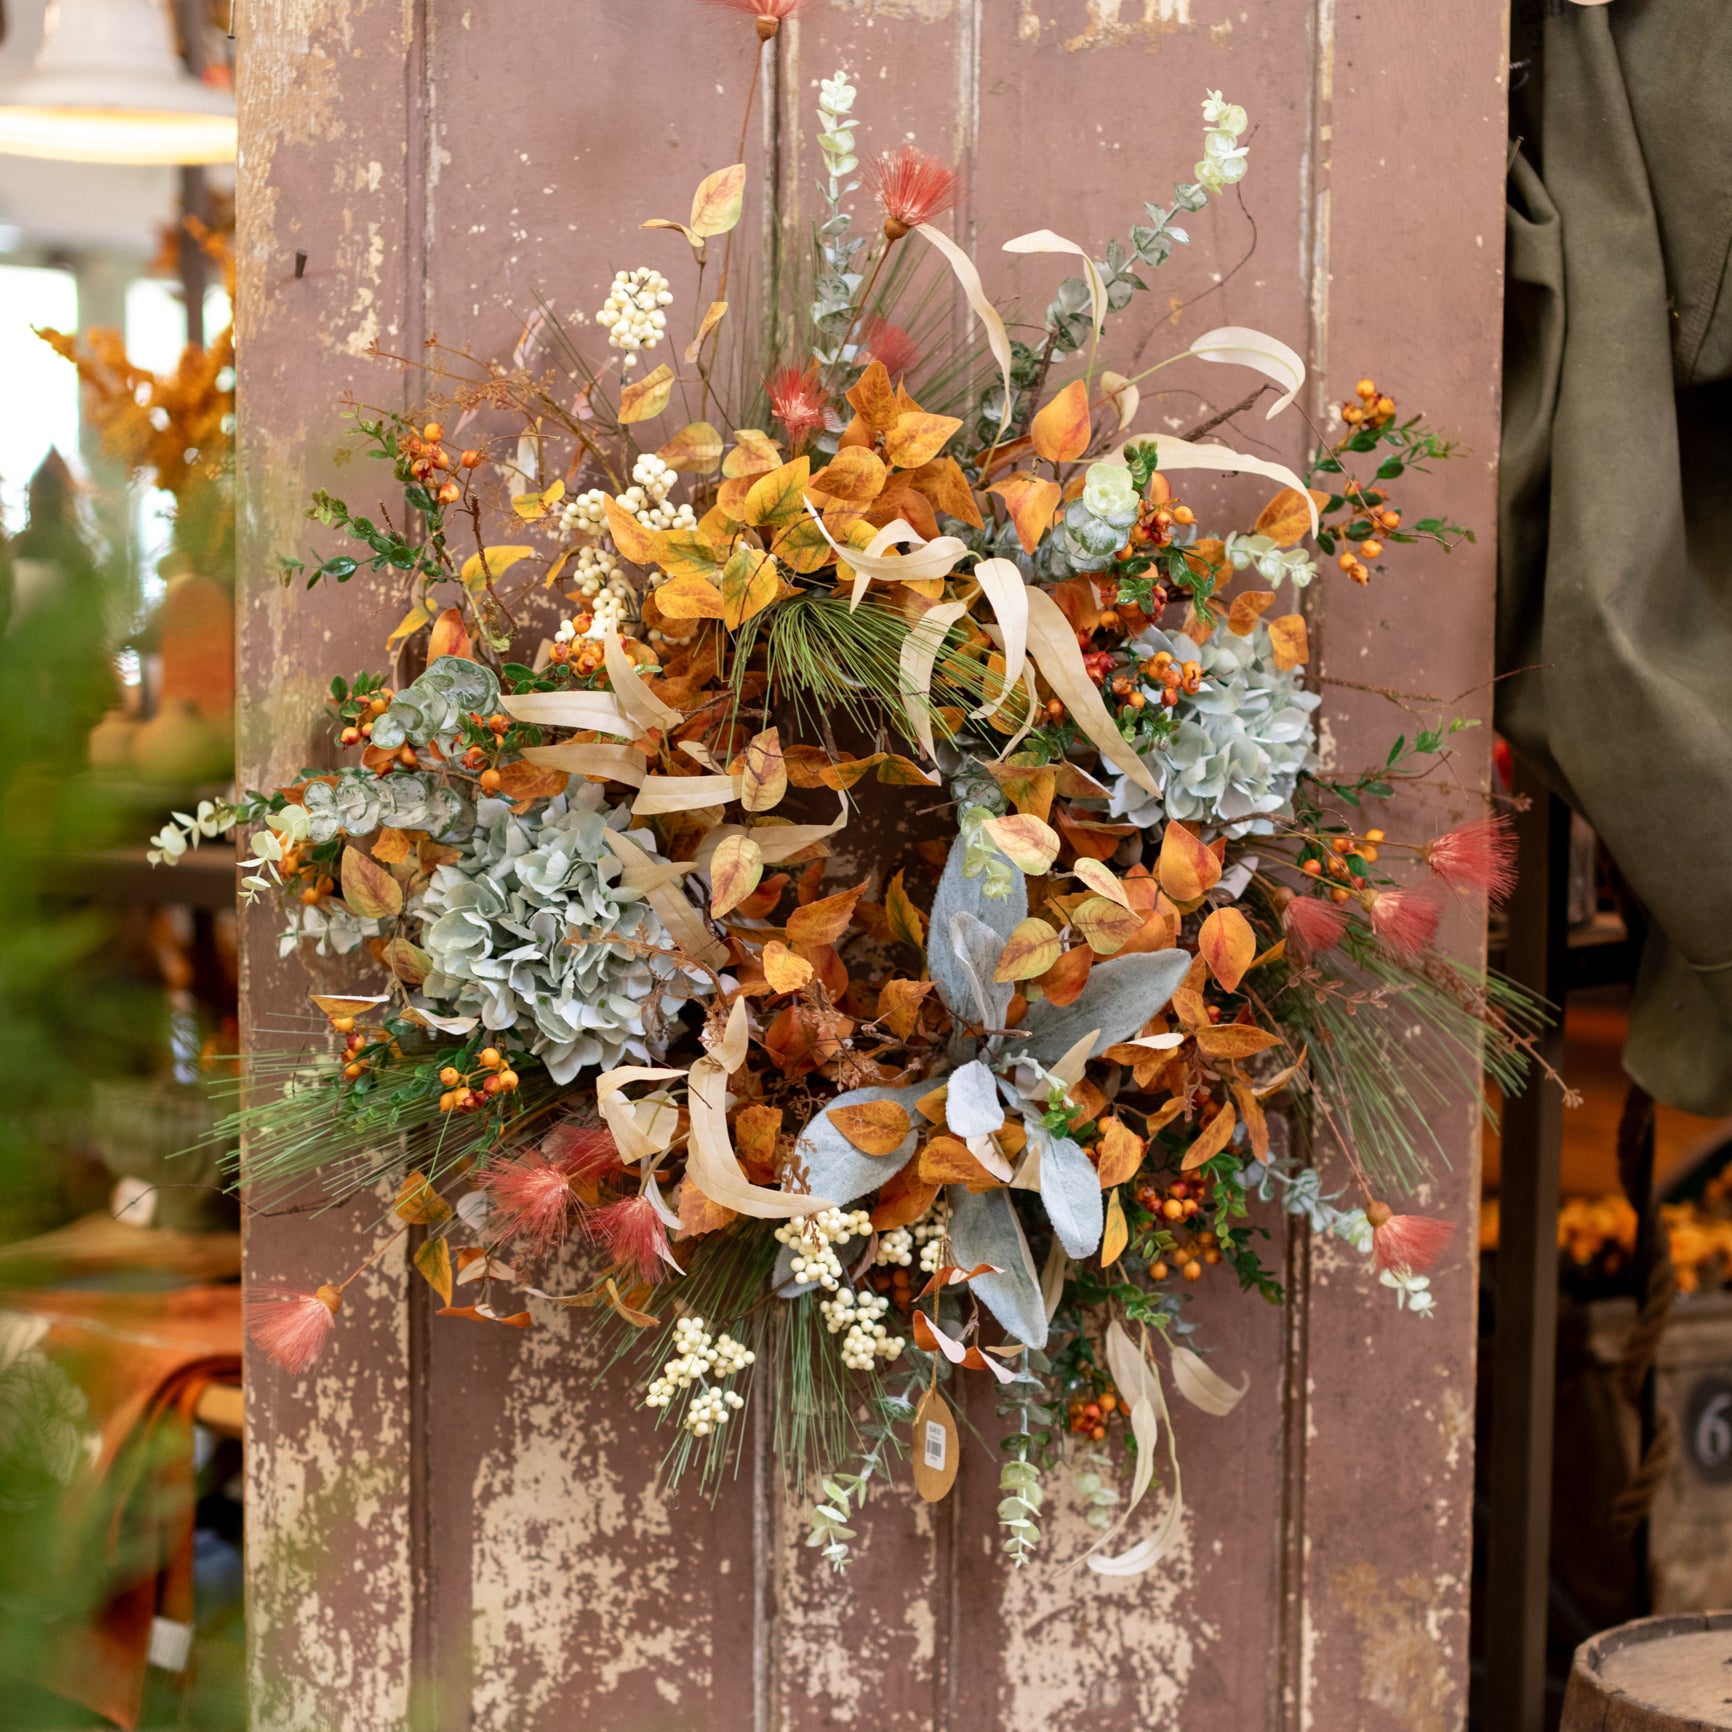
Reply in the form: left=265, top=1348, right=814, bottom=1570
left=1019, top=951, right=1191, bottom=1068
left=951, top=911, right=1014, bottom=1031
left=945, top=1059, right=1005, bottom=1138
left=948, top=1186, right=1048, bottom=1349
left=927, top=832, right=1026, bottom=1019
left=791, top=1078, right=933, bottom=1206
left=1035, top=1125, right=1105, bottom=1258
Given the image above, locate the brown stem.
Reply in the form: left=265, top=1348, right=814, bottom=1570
left=1175, top=384, right=1272, bottom=443
left=823, top=240, right=893, bottom=394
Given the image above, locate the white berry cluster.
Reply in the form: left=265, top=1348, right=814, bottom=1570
left=595, top=267, right=672, bottom=369
left=618, top=454, right=697, bottom=533
left=819, top=1288, right=905, bottom=1371
left=916, top=1198, right=953, bottom=1274
left=643, top=1315, right=757, bottom=1434
left=875, top=1226, right=914, bottom=1268
left=553, top=545, right=634, bottom=637
left=775, top=1207, right=873, bottom=1291
left=558, top=487, right=610, bottom=539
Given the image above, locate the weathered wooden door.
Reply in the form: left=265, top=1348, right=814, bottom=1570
left=237, top=2, right=1507, bottom=1726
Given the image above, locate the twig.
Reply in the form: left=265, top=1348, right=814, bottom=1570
left=1175, top=384, right=1272, bottom=443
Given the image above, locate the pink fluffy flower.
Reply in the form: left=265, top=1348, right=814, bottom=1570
left=1368, top=1203, right=1455, bottom=1275
left=592, top=1195, right=679, bottom=1285
left=1422, top=813, right=1517, bottom=905
left=766, top=364, right=829, bottom=449
left=247, top=1284, right=341, bottom=1374
left=485, top=1152, right=586, bottom=1254
left=866, top=146, right=960, bottom=238
left=860, top=316, right=920, bottom=382
left=701, top=0, right=804, bottom=34
left=539, top=1121, right=623, bottom=1184
left=1364, top=883, right=1444, bottom=961
left=1281, top=893, right=1349, bottom=956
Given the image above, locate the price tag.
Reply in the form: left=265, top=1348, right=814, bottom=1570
left=912, top=1386, right=959, bottom=1503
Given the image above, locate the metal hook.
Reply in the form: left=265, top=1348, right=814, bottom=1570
left=294, top=250, right=307, bottom=279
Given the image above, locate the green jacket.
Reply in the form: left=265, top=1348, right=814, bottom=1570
left=1500, top=0, right=1732, bottom=1113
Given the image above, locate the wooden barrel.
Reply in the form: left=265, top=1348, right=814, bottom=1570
left=1563, top=1612, right=1732, bottom=1730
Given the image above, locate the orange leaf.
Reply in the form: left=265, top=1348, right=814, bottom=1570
left=413, top=1237, right=453, bottom=1305
left=785, top=879, right=867, bottom=946
left=619, top=363, right=675, bottom=425
left=683, top=302, right=729, bottom=366
left=1195, top=1024, right=1284, bottom=1060
left=732, top=1104, right=784, bottom=1182
left=1226, top=589, right=1277, bottom=636
left=883, top=411, right=963, bottom=470
left=845, top=362, right=900, bottom=437
left=985, top=761, right=1056, bottom=824
left=1233, top=1082, right=1270, bottom=1160
left=987, top=472, right=1063, bottom=555
left=1156, top=820, right=1222, bottom=903
left=983, top=812, right=1060, bottom=875
left=1101, top=1189, right=1129, bottom=1267
left=826, top=1099, right=913, bottom=1157
left=676, top=1177, right=737, bottom=1238
left=1181, top=1101, right=1238, bottom=1172
left=810, top=445, right=887, bottom=504
left=1094, top=1117, right=1146, bottom=1189
left=394, top=1171, right=452, bottom=1225
left=1029, top=378, right=1092, bottom=465
left=603, top=494, right=665, bottom=566
left=993, top=917, right=1062, bottom=983
left=1253, top=486, right=1331, bottom=549
left=871, top=1163, right=941, bottom=1232
left=371, top=826, right=413, bottom=865
left=1198, top=905, right=1257, bottom=993
left=427, top=606, right=473, bottom=662
left=918, top=1134, right=1003, bottom=1191
left=1035, top=943, right=1092, bottom=1008
left=495, top=759, right=571, bottom=803
left=908, top=455, right=985, bottom=529
left=1267, top=614, right=1309, bottom=670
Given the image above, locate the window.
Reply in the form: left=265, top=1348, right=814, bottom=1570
left=0, top=264, right=80, bottom=528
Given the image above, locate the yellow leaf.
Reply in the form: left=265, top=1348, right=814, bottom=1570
left=509, top=479, right=564, bottom=522
left=1197, top=905, right=1256, bottom=993
left=658, top=420, right=723, bottom=474
left=1227, top=589, right=1277, bottom=636
left=720, top=543, right=782, bottom=629
left=341, top=846, right=403, bottom=919
left=988, top=471, right=1062, bottom=555
left=652, top=573, right=726, bottom=619
left=745, top=457, right=811, bottom=529
left=844, top=361, right=899, bottom=438
left=877, top=976, right=935, bottom=1039
left=786, top=881, right=867, bottom=946
left=618, top=364, right=676, bottom=425
left=1073, top=895, right=1145, bottom=956
left=733, top=1104, right=783, bottom=1175
left=983, top=812, right=1060, bottom=876
left=709, top=832, right=764, bottom=917
left=1073, top=857, right=1131, bottom=909
left=1181, top=1102, right=1238, bottom=1172
left=1253, top=486, right=1332, bottom=549
left=809, top=446, right=887, bottom=504
left=1094, top=1118, right=1145, bottom=1189
left=413, top=1236, right=453, bottom=1305
left=459, top=544, right=536, bottom=591
left=603, top=496, right=664, bottom=567
left=1101, top=1189, right=1129, bottom=1267
left=395, top=1171, right=452, bottom=1226
left=884, top=870, right=927, bottom=949
left=1029, top=378, right=1092, bottom=465
left=683, top=301, right=728, bottom=365
left=985, top=761, right=1056, bottom=823
left=689, top=162, right=746, bottom=238
left=825, top=1099, right=913, bottom=1157
left=762, top=939, right=814, bottom=993
left=722, top=429, right=783, bottom=479
left=1267, top=613, right=1309, bottom=670
left=386, top=598, right=434, bottom=648
left=883, top=410, right=962, bottom=470
left=1156, top=820, right=1221, bottom=903
left=993, top=917, right=1062, bottom=983
left=740, top=726, right=787, bottom=813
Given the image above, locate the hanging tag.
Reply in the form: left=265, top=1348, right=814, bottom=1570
left=911, top=1385, right=959, bottom=1503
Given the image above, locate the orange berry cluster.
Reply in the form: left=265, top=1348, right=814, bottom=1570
left=1300, top=826, right=1384, bottom=902
left=1067, top=1385, right=1121, bottom=1442
left=330, top=1016, right=373, bottom=1081
left=1133, top=1177, right=1224, bottom=1281
left=404, top=421, right=481, bottom=507
left=548, top=634, right=605, bottom=673
left=1341, top=377, right=1396, bottom=430
left=438, top=1047, right=520, bottom=1113
left=459, top=713, right=514, bottom=790
left=338, top=688, right=395, bottom=749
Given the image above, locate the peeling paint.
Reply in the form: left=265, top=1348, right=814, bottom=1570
left=1330, top=1563, right=1457, bottom=1732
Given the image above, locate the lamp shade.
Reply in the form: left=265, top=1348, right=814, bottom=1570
left=0, top=0, right=236, bottom=165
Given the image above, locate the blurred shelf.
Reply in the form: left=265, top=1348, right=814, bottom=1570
left=0, top=1211, right=241, bottom=1287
